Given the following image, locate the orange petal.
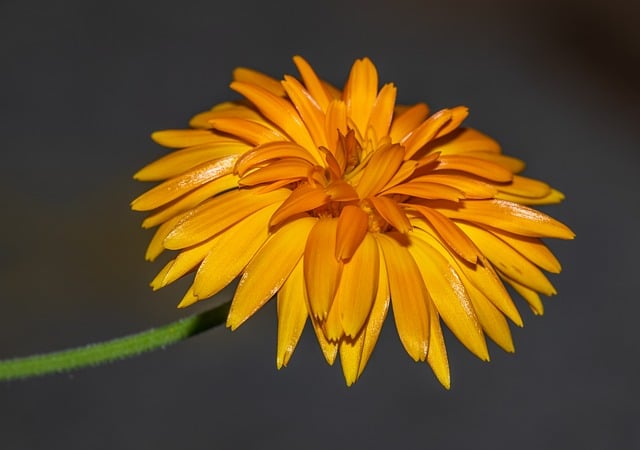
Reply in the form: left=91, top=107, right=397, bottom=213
left=367, top=83, right=397, bottom=141
left=496, top=188, right=565, bottom=205
left=227, top=216, right=317, bottom=330
left=412, top=173, right=497, bottom=199
left=468, top=151, right=525, bottom=173
left=501, top=274, right=544, bottom=315
left=303, top=218, right=342, bottom=320
left=343, top=57, right=378, bottom=135
left=382, top=181, right=464, bottom=202
left=293, top=55, right=332, bottom=112
left=464, top=280, right=515, bottom=353
left=270, top=184, right=329, bottom=227
left=336, top=233, right=379, bottom=337
left=426, top=303, right=450, bottom=389
left=164, top=188, right=289, bottom=249
left=402, top=109, right=453, bottom=159
left=498, top=175, right=551, bottom=198
left=389, top=103, right=430, bottom=143
left=282, top=75, right=328, bottom=149
left=375, top=232, right=430, bottom=361
left=435, top=154, right=513, bottom=183
left=151, top=129, right=220, bottom=148
left=425, top=127, right=501, bottom=155
left=232, top=67, right=286, bottom=96
left=234, top=141, right=318, bottom=177
left=433, top=106, right=469, bottom=139
left=277, top=259, right=309, bottom=368
left=189, top=102, right=265, bottom=129
left=209, top=117, right=287, bottom=146
left=310, top=316, right=338, bottom=365
left=355, top=144, right=405, bottom=198
left=368, top=196, right=411, bottom=234
left=131, top=155, right=239, bottom=211
left=324, top=100, right=348, bottom=164
left=239, top=158, right=313, bottom=187
left=336, top=205, right=369, bottom=261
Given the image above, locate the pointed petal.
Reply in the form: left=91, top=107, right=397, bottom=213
left=426, top=304, right=450, bottom=389
left=310, top=316, right=338, bottom=365
left=277, top=259, right=309, bottom=368
left=209, top=117, right=287, bottom=145
left=382, top=181, right=464, bottom=201
left=339, top=335, right=365, bottom=386
left=375, top=233, right=430, bottom=361
left=189, top=102, right=265, bottom=129
left=282, top=75, right=328, bottom=149
left=151, top=129, right=220, bottom=148
left=131, top=155, right=239, bottom=211
left=497, top=175, right=552, bottom=198
left=293, top=55, right=332, bottom=111
left=501, top=274, right=544, bottom=315
left=413, top=173, right=497, bottom=199
left=336, top=205, right=369, bottom=261
left=154, top=237, right=218, bottom=289
left=489, top=228, right=562, bottom=273
left=435, top=154, right=513, bottom=183
left=433, top=106, right=469, bottom=139
left=145, top=215, right=181, bottom=261
left=303, top=218, right=342, bottom=320
left=389, top=103, right=430, bottom=143
left=191, top=202, right=279, bottom=300
left=336, top=233, right=379, bottom=337
left=232, top=67, right=286, bottom=96
left=464, top=280, right=515, bottom=352
left=343, top=57, right=378, bottom=135
left=227, top=216, right=317, bottom=330
left=367, top=83, right=397, bottom=140
left=355, top=144, right=405, bottom=198
left=368, top=196, right=411, bottom=234
left=239, top=158, right=313, bottom=187
left=468, top=151, right=525, bottom=173
left=496, top=188, right=565, bottom=205
left=402, top=109, right=453, bottom=159
left=425, top=127, right=501, bottom=155
left=408, top=237, right=489, bottom=361
left=324, top=100, right=348, bottom=161
left=234, top=141, right=318, bottom=177
left=164, top=188, right=289, bottom=249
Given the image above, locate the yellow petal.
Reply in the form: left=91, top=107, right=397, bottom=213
left=357, top=255, right=390, bottom=377
left=408, top=237, right=489, bottom=361
left=303, top=218, right=342, bottom=320
left=293, top=55, right=332, bottom=112
left=150, top=259, right=174, bottom=291
left=464, top=280, right=515, bottom=352
left=375, top=232, right=430, bottom=361
left=433, top=106, right=469, bottom=139
left=501, top=274, right=544, bottom=315
left=439, top=199, right=575, bottom=239
left=188, top=102, right=265, bottom=129
left=389, top=103, right=429, bottom=143
left=270, top=184, right=329, bottom=227
left=457, top=222, right=557, bottom=296
left=142, top=173, right=239, bottom=229
left=382, top=181, right=464, bottom=201
left=227, top=216, right=317, bottom=330
left=151, top=129, right=220, bottom=148
left=496, top=188, right=565, bottom=205
left=402, top=109, right=453, bottom=159
left=343, top=57, right=378, bottom=135
left=154, top=238, right=218, bottom=289
left=368, top=196, right=411, bottom=234
left=164, top=188, right=289, bottom=249
left=131, top=155, right=239, bottom=211
left=190, top=202, right=279, bottom=302
left=277, top=258, right=308, bottom=368
left=336, top=205, right=369, bottom=261
left=310, top=316, right=338, bottom=365
left=134, top=141, right=249, bottom=181
left=209, top=117, right=287, bottom=145
left=426, top=303, right=450, bottom=389
left=239, top=158, right=313, bottom=187
left=336, top=233, right=379, bottom=337
left=234, top=141, right=319, bottom=177
left=232, top=67, right=286, bottom=96
left=435, top=154, right=513, bottom=183
left=367, top=83, right=397, bottom=141
left=425, top=127, right=501, bottom=155
left=324, top=100, right=348, bottom=165
left=468, top=151, right=525, bottom=173
left=498, top=175, right=551, bottom=198
left=230, top=81, right=317, bottom=152
left=339, top=335, right=365, bottom=386
left=282, top=75, right=328, bottom=149
left=322, top=296, right=344, bottom=341
left=355, top=144, right=405, bottom=198
left=489, top=228, right=562, bottom=273
left=413, top=173, right=497, bottom=199
left=145, top=215, right=181, bottom=261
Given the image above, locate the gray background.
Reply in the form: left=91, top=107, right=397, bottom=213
left=1, top=0, right=638, bottom=448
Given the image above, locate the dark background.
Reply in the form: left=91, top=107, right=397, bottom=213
left=1, top=0, right=638, bottom=448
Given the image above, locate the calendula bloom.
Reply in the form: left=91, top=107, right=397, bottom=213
left=132, top=56, right=574, bottom=387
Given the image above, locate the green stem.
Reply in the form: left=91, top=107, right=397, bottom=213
left=0, top=302, right=230, bottom=381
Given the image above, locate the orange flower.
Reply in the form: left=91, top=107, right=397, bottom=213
left=132, top=57, right=574, bottom=387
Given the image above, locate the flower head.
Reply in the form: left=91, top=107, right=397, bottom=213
left=132, top=57, right=574, bottom=387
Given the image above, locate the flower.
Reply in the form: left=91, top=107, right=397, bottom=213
left=132, top=56, right=574, bottom=387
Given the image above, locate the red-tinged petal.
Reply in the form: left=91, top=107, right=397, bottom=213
left=142, top=174, right=239, bottom=229
left=336, top=205, right=369, bottom=261
left=424, top=127, right=501, bottom=155
left=357, top=254, right=390, bottom=378
left=190, top=203, right=279, bottom=301
left=426, top=303, right=450, bottom=389
left=151, top=129, right=220, bottom=148
left=164, top=189, right=289, bottom=249
left=131, top=155, right=239, bottom=211
left=303, top=218, right=342, bottom=320
left=343, top=57, right=378, bottom=135
left=277, top=259, right=308, bottom=368
left=375, top=232, right=430, bottom=362
left=336, top=233, right=379, bottom=337
left=501, top=274, right=544, bottom=315
left=433, top=106, right=468, bottom=139
left=368, top=196, right=411, bottom=234
left=355, top=144, right=405, bottom=198
left=282, top=75, right=328, bottom=149
left=368, top=83, right=397, bottom=141
left=270, top=184, right=329, bottom=227
left=408, top=222, right=523, bottom=327
left=293, top=55, right=332, bottom=112
left=382, top=181, right=464, bottom=202
left=232, top=67, right=286, bottom=96
left=235, top=141, right=319, bottom=177
left=239, top=158, right=313, bottom=187
left=489, top=228, right=562, bottom=273
left=230, top=81, right=317, bottom=152
left=389, top=103, right=430, bottom=143
left=413, top=173, right=497, bottom=199
left=402, top=109, right=453, bottom=159
left=339, top=336, right=365, bottom=386
left=435, top=154, right=513, bottom=183
left=408, top=204, right=481, bottom=264
left=134, top=141, right=249, bottom=181
left=227, top=216, right=317, bottom=330
left=408, top=236, right=489, bottom=361
left=457, top=222, right=557, bottom=296
left=209, top=117, right=288, bottom=146
left=144, top=215, right=181, bottom=262
left=440, top=199, right=575, bottom=239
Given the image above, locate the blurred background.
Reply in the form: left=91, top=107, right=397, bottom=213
left=1, top=0, right=638, bottom=448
